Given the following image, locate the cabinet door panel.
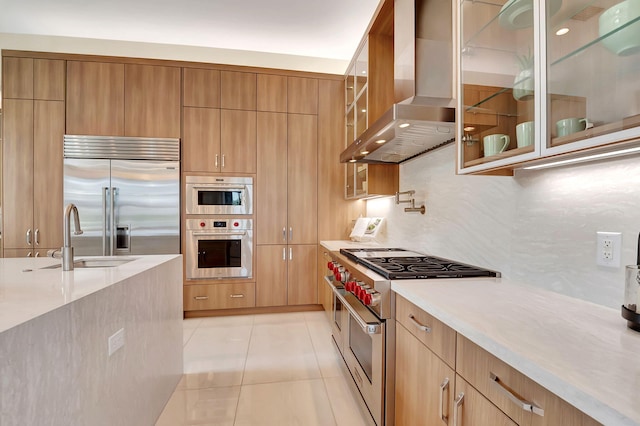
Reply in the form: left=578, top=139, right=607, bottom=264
left=257, top=74, right=287, bottom=112
left=34, top=59, right=65, bottom=101
left=66, top=61, right=125, bottom=136
left=287, top=244, right=317, bottom=305
left=256, top=245, right=288, bottom=307
left=256, top=112, right=288, bottom=244
left=183, top=107, right=221, bottom=172
left=220, top=109, right=256, bottom=173
left=287, top=114, right=317, bottom=244
left=2, top=99, right=34, bottom=249
left=288, top=77, right=318, bottom=115
left=454, top=376, right=518, bottom=426
left=3, top=57, right=33, bottom=99
left=395, top=324, right=455, bottom=426
left=33, top=101, right=65, bottom=249
left=221, top=71, right=256, bottom=110
left=125, top=64, right=180, bottom=137
left=184, top=283, right=255, bottom=311
left=183, top=68, right=220, bottom=108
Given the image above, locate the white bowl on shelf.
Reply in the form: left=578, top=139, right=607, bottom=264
left=599, top=0, right=640, bottom=56
left=499, top=0, right=563, bottom=30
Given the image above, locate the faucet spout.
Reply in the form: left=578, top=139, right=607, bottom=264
left=62, top=204, right=83, bottom=271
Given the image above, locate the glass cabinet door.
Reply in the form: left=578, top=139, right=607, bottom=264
left=545, top=0, right=640, bottom=154
left=458, top=0, right=541, bottom=173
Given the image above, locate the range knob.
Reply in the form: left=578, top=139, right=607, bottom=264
left=356, top=284, right=371, bottom=300
left=368, top=292, right=382, bottom=307
left=327, top=261, right=337, bottom=272
left=345, top=280, right=356, bottom=292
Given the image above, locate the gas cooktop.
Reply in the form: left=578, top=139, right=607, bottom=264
left=339, top=247, right=500, bottom=280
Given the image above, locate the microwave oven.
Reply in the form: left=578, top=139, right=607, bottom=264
left=185, top=176, right=253, bottom=215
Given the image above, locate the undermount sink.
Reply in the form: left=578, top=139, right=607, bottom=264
left=42, top=258, right=136, bottom=270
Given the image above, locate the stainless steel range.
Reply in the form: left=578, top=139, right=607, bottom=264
left=324, top=247, right=499, bottom=426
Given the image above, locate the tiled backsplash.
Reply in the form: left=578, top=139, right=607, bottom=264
left=366, top=144, right=640, bottom=309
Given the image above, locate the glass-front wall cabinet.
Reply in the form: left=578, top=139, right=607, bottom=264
left=458, top=0, right=640, bottom=174
left=346, top=41, right=370, bottom=199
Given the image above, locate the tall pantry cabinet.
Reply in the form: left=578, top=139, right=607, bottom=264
left=256, top=76, right=319, bottom=307
left=2, top=57, right=65, bottom=257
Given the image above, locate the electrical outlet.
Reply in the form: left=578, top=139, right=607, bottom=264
left=596, top=232, right=622, bottom=268
left=108, top=328, right=125, bottom=356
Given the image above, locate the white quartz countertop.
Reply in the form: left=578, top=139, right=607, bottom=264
left=393, top=278, right=640, bottom=426
left=320, top=240, right=383, bottom=252
left=0, top=255, right=181, bottom=334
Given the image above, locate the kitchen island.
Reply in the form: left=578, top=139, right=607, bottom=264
left=0, top=255, right=183, bottom=426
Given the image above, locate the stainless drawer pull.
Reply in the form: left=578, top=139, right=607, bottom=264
left=453, top=392, right=464, bottom=426
left=26, top=228, right=32, bottom=246
left=230, top=294, right=245, bottom=298
left=193, top=296, right=209, bottom=300
left=408, top=314, right=432, bottom=333
left=439, top=377, right=450, bottom=423
left=489, top=372, right=544, bottom=416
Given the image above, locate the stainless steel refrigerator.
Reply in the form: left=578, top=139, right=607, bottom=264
left=63, top=135, right=180, bottom=256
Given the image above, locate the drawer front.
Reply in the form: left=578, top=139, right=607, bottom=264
left=396, top=294, right=456, bottom=368
left=456, top=335, right=534, bottom=425
left=454, top=375, right=518, bottom=426
left=184, top=283, right=255, bottom=311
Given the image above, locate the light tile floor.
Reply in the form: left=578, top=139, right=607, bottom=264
left=155, top=310, right=373, bottom=425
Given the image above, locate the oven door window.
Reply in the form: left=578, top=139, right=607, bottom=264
left=197, top=239, right=241, bottom=269
left=349, top=316, right=373, bottom=383
left=197, top=190, right=242, bottom=207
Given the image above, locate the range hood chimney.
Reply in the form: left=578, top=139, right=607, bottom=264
left=340, top=0, right=456, bottom=164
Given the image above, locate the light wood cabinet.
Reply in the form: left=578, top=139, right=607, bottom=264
left=257, top=74, right=287, bottom=112
left=182, top=107, right=256, bottom=173
left=184, top=283, right=255, bottom=311
left=256, top=111, right=318, bottom=306
left=34, top=59, right=65, bottom=101
left=287, top=77, right=318, bottom=115
left=2, top=57, right=33, bottom=99
left=66, top=61, right=125, bottom=136
left=256, top=244, right=317, bottom=306
left=220, top=109, right=257, bottom=173
left=221, top=71, right=256, bottom=110
left=454, top=375, right=518, bottom=426
left=2, top=99, right=64, bottom=256
left=124, top=64, right=180, bottom=137
left=183, top=67, right=220, bottom=108
left=395, top=322, right=455, bottom=426
left=287, top=113, right=317, bottom=245
left=67, top=62, right=180, bottom=137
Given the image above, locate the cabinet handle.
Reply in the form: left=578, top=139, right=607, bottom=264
left=289, top=227, right=293, bottom=241
left=193, top=296, right=209, bottom=300
left=408, top=314, right=432, bottom=333
left=282, top=247, right=286, bottom=261
left=215, top=154, right=219, bottom=169
left=289, top=247, right=293, bottom=260
left=230, top=294, right=245, bottom=298
left=26, top=229, right=32, bottom=246
left=489, top=372, right=544, bottom=416
left=439, top=377, right=450, bottom=423
left=453, top=392, right=464, bottom=426
left=34, top=251, right=41, bottom=258
left=221, top=154, right=225, bottom=168
left=34, top=229, right=40, bottom=246
left=26, top=251, right=33, bottom=257
left=282, top=227, right=286, bottom=241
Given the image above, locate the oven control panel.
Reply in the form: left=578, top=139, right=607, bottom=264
left=187, top=218, right=252, bottom=230
left=327, top=260, right=382, bottom=308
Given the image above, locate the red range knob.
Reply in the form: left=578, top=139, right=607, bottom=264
left=345, top=281, right=354, bottom=292
left=363, top=293, right=372, bottom=305
left=327, top=261, right=333, bottom=270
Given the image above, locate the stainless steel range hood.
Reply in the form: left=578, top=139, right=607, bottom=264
left=340, top=0, right=456, bottom=164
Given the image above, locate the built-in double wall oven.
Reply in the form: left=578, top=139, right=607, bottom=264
left=185, top=176, right=253, bottom=280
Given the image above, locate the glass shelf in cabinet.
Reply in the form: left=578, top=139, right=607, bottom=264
left=549, top=15, right=640, bottom=68
left=463, top=144, right=535, bottom=168
left=461, top=0, right=532, bottom=49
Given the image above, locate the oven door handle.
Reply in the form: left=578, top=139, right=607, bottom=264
left=333, top=288, right=381, bottom=335
left=191, top=231, right=247, bottom=237
left=191, top=185, right=247, bottom=191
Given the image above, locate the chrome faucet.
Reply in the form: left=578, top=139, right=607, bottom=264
left=62, top=203, right=83, bottom=271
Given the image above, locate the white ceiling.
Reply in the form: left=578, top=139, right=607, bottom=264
left=0, top=0, right=380, bottom=71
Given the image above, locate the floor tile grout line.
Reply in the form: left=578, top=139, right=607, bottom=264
left=233, top=314, right=256, bottom=425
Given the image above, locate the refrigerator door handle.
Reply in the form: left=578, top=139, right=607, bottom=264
left=102, top=187, right=109, bottom=256
left=110, top=187, right=117, bottom=256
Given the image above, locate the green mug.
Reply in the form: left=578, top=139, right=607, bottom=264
left=483, top=134, right=510, bottom=157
